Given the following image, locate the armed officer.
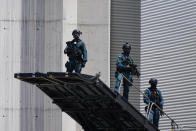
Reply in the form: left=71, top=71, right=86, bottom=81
left=114, top=43, right=140, bottom=100
left=64, top=29, right=87, bottom=73
left=143, top=78, right=164, bottom=128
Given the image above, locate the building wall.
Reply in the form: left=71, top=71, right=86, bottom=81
left=2, top=0, right=196, bottom=131
left=140, top=1, right=196, bottom=130
left=0, top=0, right=63, bottom=131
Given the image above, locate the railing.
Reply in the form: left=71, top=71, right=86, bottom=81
left=120, top=73, right=181, bottom=131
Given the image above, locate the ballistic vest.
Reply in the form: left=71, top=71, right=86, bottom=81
left=67, top=40, right=83, bottom=61
left=149, top=88, right=161, bottom=106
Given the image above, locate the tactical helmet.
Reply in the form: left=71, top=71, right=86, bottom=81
left=122, top=43, right=131, bottom=56
left=72, top=29, right=82, bottom=36
left=149, top=78, right=158, bottom=85
left=122, top=43, right=131, bottom=50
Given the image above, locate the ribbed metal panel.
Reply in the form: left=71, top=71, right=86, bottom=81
left=110, top=0, right=140, bottom=109
left=140, top=1, right=196, bottom=130
left=0, top=0, right=62, bottom=131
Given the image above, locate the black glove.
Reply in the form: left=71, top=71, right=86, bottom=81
left=64, top=48, right=67, bottom=54
left=115, top=71, right=118, bottom=78
left=145, top=106, right=148, bottom=112
left=82, top=61, right=86, bottom=67
left=160, top=110, right=164, bottom=116
left=135, top=70, right=140, bottom=78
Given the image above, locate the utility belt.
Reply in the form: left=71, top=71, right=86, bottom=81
left=115, top=70, right=130, bottom=78
left=69, top=57, right=83, bottom=63
left=117, top=68, right=132, bottom=73
left=67, top=49, right=83, bottom=62
left=67, top=50, right=82, bottom=58
left=115, top=67, right=133, bottom=77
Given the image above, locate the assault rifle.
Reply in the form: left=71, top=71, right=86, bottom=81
left=117, top=58, right=140, bottom=78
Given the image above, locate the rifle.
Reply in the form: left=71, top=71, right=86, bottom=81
left=122, top=58, right=140, bottom=78
left=64, top=40, right=74, bottom=54
left=64, top=40, right=85, bottom=66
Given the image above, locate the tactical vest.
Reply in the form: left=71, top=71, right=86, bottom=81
left=67, top=41, right=83, bottom=61
left=149, top=88, right=161, bottom=106
left=116, top=53, right=135, bottom=74
left=122, top=55, right=134, bottom=66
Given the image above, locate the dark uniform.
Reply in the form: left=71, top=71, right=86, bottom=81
left=64, top=29, right=87, bottom=73
left=143, top=78, right=164, bottom=128
left=114, top=43, right=140, bottom=100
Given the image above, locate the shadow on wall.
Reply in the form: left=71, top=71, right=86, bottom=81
left=20, top=0, right=63, bottom=130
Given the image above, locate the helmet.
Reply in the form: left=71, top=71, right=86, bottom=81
left=149, top=78, right=158, bottom=85
left=72, top=29, right=82, bottom=35
left=122, top=43, right=131, bottom=50
left=122, top=43, right=131, bottom=56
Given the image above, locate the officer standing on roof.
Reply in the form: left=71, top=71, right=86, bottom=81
left=64, top=29, right=87, bottom=73
left=114, top=42, right=140, bottom=100
left=143, top=78, right=164, bottom=128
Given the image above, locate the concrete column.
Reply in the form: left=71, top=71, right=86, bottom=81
left=0, top=0, right=22, bottom=130
left=77, top=0, right=110, bottom=130
left=62, top=0, right=78, bottom=131
left=0, top=0, right=63, bottom=131
left=62, top=0, right=110, bottom=131
left=78, top=0, right=110, bottom=85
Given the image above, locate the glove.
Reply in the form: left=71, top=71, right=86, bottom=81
left=135, top=70, right=140, bottom=78
left=82, top=61, right=86, bottom=67
left=64, top=48, right=67, bottom=54
left=115, top=71, right=118, bottom=78
left=160, top=110, right=164, bottom=116
left=145, top=106, right=148, bottom=112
